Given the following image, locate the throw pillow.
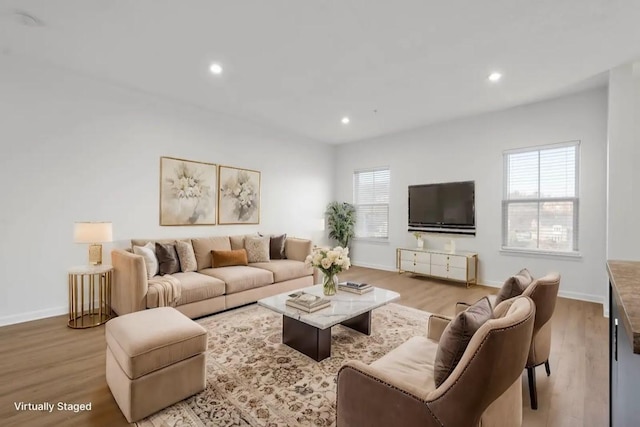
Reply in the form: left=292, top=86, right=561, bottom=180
left=244, top=236, right=270, bottom=263
left=133, top=242, right=158, bottom=279
left=434, top=296, right=493, bottom=387
left=212, top=249, right=249, bottom=267
left=156, top=242, right=180, bottom=275
left=494, top=268, right=534, bottom=305
left=176, top=240, right=197, bottom=272
left=269, top=234, right=287, bottom=259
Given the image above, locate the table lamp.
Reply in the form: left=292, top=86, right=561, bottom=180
left=74, top=222, right=113, bottom=265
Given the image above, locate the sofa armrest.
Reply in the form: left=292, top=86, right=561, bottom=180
left=427, top=314, right=451, bottom=341
left=111, top=249, right=148, bottom=316
left=337, top=360, right=439, bottom=427
left=284, top=237, right=312, bottom=262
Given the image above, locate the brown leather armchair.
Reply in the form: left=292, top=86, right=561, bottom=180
left=336, top=296, right=536, bottom=427
left=522, top=272, right=560, bottom=409
left=456, top=272, right=560, bottom=410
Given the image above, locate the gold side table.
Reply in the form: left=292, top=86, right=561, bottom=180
left=68, top=265, right=113, bottom=329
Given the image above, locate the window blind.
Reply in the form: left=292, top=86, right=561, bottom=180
left=503, top=141, right=579, bottom=253
left=353, top=167, right=390, bottom=239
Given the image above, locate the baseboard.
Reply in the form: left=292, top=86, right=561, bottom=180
left=0, top=306, right=67, bottom=327
left=351, top=261, right=397, bottom=272
left=352, top=263, right=607, bottom=308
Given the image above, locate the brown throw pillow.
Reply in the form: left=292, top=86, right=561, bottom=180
left=212, top=249, right=249, bottom=268
left=156, top=242, right=180, bottom=275
left=434, top=297, right=493, bottom=387
left=270, top=234, right=287, bottom=259
left=494, top=268, right=534, bottom=305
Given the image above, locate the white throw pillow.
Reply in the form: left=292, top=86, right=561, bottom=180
left=176, top=240, right=198, bottom=272
left=244, top=236, right=270, bottom=263
left=133, top=242, right=159, bottom=279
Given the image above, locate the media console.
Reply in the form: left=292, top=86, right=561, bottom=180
left=396, top=248, right=478, bottom=287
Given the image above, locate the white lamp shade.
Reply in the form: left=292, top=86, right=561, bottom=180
left=74, top=222, right=113, bottom=243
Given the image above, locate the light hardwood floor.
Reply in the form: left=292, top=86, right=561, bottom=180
left=0, top=266, right=608, bottom=426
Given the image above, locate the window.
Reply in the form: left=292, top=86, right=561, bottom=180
left=502, top=141, right=579, bottom=253
left=353, top=167, right=390, bottom=240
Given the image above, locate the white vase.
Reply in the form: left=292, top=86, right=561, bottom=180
left=417, top=238, right=424, bottom=249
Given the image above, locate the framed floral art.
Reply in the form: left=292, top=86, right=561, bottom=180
left=218, top=165, right=261, bottom=224
left=160, top=156, right=217, bottom=226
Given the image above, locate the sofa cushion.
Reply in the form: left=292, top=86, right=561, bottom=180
left=176, top=240, right=197, bottom=273
left=191, top=236, right=232, bottom=270
left=284, top=238, right=312, bottom=262
left=212, top=249, right=248, bottom=267
left=156, top=242, right=180, bottom=275
left=269, top=234, right=287, bottom=260
left=495, top=268, right=534, bottom=305
left=133, top=242, right=158, bottom=279
left=105, top=307, right=207, bottom=380
left=370, top=335, right=438, bottom=392
left=245, top=236, right=270, bottom=263
left=146, top=272, right=225, bottom=308
left=250, top=260, right=313, bottom=283
left=229, top=235, right=245, bottom=251
left=434, top=296, right=493, bottom=387
left=200, top=266, right=273, bottom=294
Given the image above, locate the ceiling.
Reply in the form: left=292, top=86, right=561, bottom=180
left=2, top=0, right=640, bottom=144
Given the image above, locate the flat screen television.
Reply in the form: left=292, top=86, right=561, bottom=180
left=408, top=181, right=475, bottom=235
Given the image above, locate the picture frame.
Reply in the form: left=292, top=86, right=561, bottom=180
left=159, top=156, right=217, bottom=226
left=217, top=165, right=261, bottom=224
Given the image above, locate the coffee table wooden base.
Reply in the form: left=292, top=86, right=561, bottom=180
left=282, top=311, right=372, bottom=361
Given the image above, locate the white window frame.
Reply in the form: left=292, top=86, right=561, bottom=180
left=353, top=166, right=390, bottom=241
left=501, top=140, right=580, bottom=256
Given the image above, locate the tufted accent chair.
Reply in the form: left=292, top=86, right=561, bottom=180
left=455, top=272, right=561, bottom=409
left=336, top=296, right=536, bottom=427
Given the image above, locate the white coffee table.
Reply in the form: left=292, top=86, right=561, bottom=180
left=258, top=284, right=400, bottom=361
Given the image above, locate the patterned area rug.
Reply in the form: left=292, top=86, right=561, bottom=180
left=137, top=303, right=430, bottom=427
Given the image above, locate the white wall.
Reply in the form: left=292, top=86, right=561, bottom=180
left=0, top=55, right=334, bottom=325
left=335, top=88, right=608, bottom=305
left=607, top=61, right=640, bottom=260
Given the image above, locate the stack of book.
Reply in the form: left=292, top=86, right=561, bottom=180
left=338, top=281, right=373, bottom=294
left=285, top=292, right=331, bottom=312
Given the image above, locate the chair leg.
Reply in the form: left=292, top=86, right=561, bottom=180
left=527, top=367, right=538, bottom=410
left=544, top=360, right=551, bottom=376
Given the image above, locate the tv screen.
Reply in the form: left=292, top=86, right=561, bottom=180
left=408, top=181, right=475, bottom=233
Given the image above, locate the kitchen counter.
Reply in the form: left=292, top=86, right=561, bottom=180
left=607, top=260, right=640, bottom=354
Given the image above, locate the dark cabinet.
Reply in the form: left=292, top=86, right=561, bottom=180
left=610, top=283, right=640, bottom=426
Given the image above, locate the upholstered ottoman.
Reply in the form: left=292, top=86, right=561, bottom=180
left=105, top=307, right=207, bottom=422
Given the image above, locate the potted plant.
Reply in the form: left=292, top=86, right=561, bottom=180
left=413, top=231, right=424, bottom=249
left=326, top=202, right=356, bottom=249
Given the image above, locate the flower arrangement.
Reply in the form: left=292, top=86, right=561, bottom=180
left=220, top=170, right=258, bottom=221
left=413, top=231, right=425, bottom=249
left=170, top=163, right=205, bottom=200
left=305, top=246, right=351, bottom=295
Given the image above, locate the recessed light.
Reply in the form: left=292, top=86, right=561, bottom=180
left=209, top=63, right=223, bottom=75
left=488, top=72, right=502, bottom=82
left=341, top=117, right=350, bottom=124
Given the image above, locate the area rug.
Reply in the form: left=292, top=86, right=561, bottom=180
left=137, top=303, right=430, bottom=427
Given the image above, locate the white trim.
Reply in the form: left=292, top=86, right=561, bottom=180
left=499, top=248, right=582, bottom=260
left=503, top=139, right=581, bottom=155
left=0, top=306, right=67, bottom=327
left=353, top=165, right=391, bottom=174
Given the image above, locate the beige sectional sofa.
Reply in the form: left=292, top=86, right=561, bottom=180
left=110, top=235, right=314, bottom=319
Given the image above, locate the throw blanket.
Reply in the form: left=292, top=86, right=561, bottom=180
left=148, top=275, right=182, bottom=307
